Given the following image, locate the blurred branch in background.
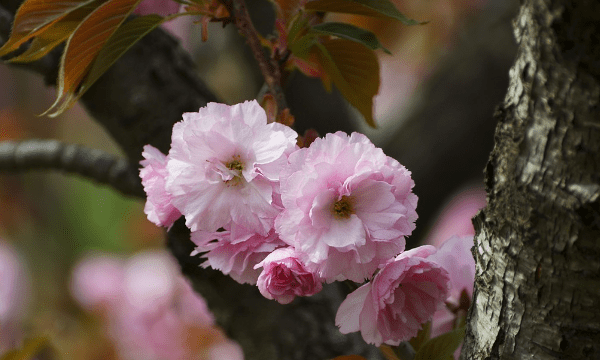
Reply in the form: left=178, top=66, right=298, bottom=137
left=0, top=140, right=144, bottom=198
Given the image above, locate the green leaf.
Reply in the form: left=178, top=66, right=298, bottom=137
left=314, top=38, right=380, bottom=128
left=414, top=327, right=465, bottom=360
left=289, top=33, right=317, bottom=58
left=0, top=337, right=49, bottom=360
left=305, top=0, right=421, bottom=25
left=409, top=321, right=432, bottom=352
left=310, top=22, right=390, bottom=54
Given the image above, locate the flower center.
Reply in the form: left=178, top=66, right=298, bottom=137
left=224, top=155, right=244, bottom=186
left=332, top=196, right=354, bottom=219
left=227, top=159, right=244, bottom=172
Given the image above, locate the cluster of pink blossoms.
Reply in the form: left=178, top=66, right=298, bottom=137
left=140, top=100, right=458, bottom=345
left=70, top=250, right=243, bottom=360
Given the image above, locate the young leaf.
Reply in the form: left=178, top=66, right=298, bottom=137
left=314, top=38, right=380, bottom=128
left=0, top=0, right=99, bottom=57
left=310, top=22, right=391, bottom=54
left=304, top=0, right=421, bottom=25
left=7, top=1, right=103, bottom=63
left=413, top=327, right=466, bottom=360
left=409, top=321, right=432, bottom=352
left=45, top=0, right=145, bottom=116
left=75, top=14, right=166, bottom=98
left=379, top=345, right=401, bottom=360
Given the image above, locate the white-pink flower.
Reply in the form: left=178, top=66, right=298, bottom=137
left=335, top=245, right=450, bottom=346
left=255, top=247, right=322, bottom=304
left=275, top=131, right=418, bottom=282
left=166, top=101, right=298, bottom=235
left=191, top=225, right=285, bottom=284
left=140, top=145, right=182, bottom=228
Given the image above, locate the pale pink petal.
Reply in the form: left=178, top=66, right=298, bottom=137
left=277, top=131, right=417, bottom=282
left=336, top=283, right=371, bottom=334
left=336, top=245, right=450, bottom=346
left=165, top=101, right=297, bottom=234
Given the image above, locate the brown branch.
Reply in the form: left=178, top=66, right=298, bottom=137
left=0, top=139, right=144, bottom=198
left=231, top=0, right=288, bottom=112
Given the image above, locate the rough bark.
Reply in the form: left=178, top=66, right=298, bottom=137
left=462, top=0, right=600, bottom=358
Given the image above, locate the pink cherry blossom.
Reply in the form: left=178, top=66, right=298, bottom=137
left=255, top=247, right=323, bottom=304
left=429, top=235, right=475, bottom=338
left=426, top=186, right=486, bottom=248
left=335, top=245, right=450, bottom=346
left=140, top=145, right=182, bottom=228
left=70, top=253, right=125, bottom=311
left=0, top=240, right=30, bottom=354
left=166, top=101, right=298, bottom=235
left=275, top=131, right=418, bottom=282
left=191, top=225, right=285, bottom=284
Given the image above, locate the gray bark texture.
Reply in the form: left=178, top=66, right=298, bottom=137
left=462, top=0, right=600, bottom=359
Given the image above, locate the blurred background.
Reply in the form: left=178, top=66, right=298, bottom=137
left=0, top=0, right=517, bottom=358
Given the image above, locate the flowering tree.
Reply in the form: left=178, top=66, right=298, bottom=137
left=0, top=0, right=599, bottom=359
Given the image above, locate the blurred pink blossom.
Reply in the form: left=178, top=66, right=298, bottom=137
left=70, top=253, right=125, bottom=311
left=255, top=247, right=322, bottom=304
left=140, top=145, right=182, bottom=228
left=191, top=226, right=285, bottom=285
left=335, top=245, right=449, bottom=346
left=0, top=240, right=30, bottom=354
left=275, top=131, right=418, bottom=283
left=70, top=250, right=242, bottom=360
left=426, top=186, right=486, bottom=248
left=166, top=101, right=298, bottom=235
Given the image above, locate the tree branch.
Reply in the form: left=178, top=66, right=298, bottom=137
left=0, top=139, right=144, bottom=198
left=230, top=0, right=287, bottom=112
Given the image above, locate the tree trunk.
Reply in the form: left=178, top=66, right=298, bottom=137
left=462, top=0, right=600, bottom=359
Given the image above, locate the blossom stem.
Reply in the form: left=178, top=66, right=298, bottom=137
left=229, top=0, right=288, bottom=113
left=0, top=139, right=144, bottom=198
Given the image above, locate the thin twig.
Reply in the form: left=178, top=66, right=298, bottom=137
left=230, top=0, right=288, bottom=112
left=0, top=139, right=144, bottom=198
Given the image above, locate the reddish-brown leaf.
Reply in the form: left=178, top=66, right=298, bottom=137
left=44, top=0, right=144, bottom=116
left=379, top=345, right=401, bottom=360
left=7, top=1, right=103, bottom=63
left=61, top=0, right=143, bottom=95
left=315, top=38, right=380, bottom=127
left=273, top=0, right=303, bottom=22
left=0, top=0, right=98, bottom=57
